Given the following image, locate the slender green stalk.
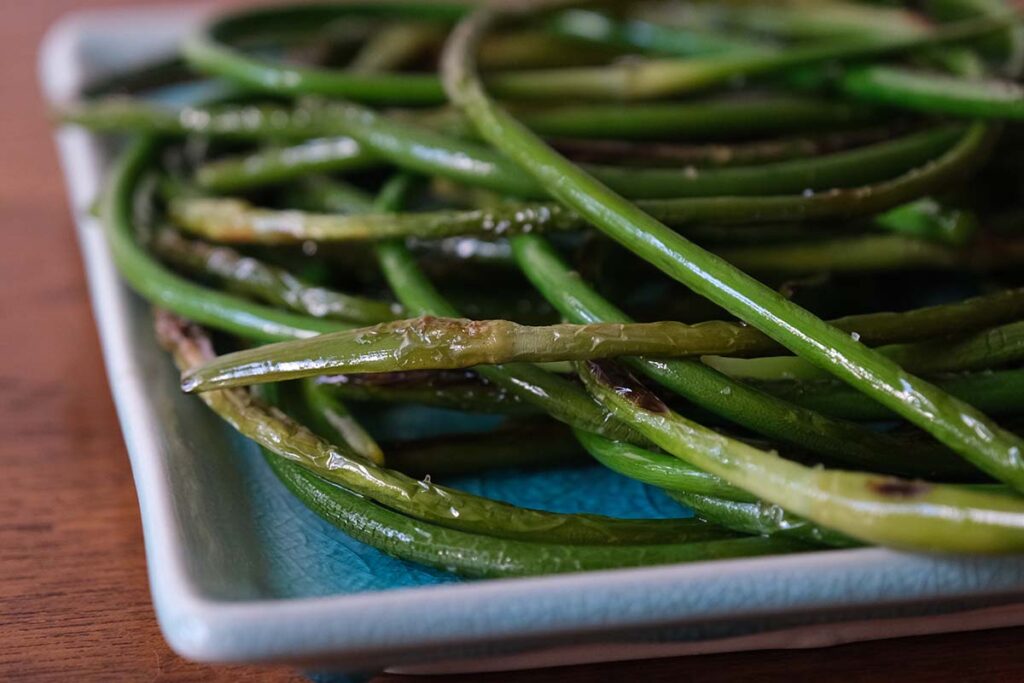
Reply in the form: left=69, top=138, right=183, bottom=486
left=328, top=176, right=643, bottom=445
left=102, top=137, right=346, bottom=342
left=443, top=7, right=1024, bottom=491
left=267, top=451, right=807, bottom=579
left=513, top=248, right=1024, bottom=353
left=170, top=176, right=995, bottom=251
left=158, top=310, right=721, bottom=545
left=383, top=418, right=587, bottom=479
left=61, top=95, right=876, bottom=142
left=299, top=378, right=384, bottom=464
left=926, top=0, right=1024, bottom=77
left=183, top=3, right=462, bottom=104
left=153, top=229, right=402, bottom=324
left=182, top=309, right=1024, bottom=399
left=715, top=234, right=1024, bottom=273
left=173, top=121, right=992, bottom=238
left=573, top=430, right=855, bottom=547
left=59, top=99, right=347, bottom=140
left=574, top=429, right=750, bottom=501
left=511, top=234, right=977, bottom=479
left=184, top=3, right=1016, bottom=102
left=633, top=1, right=929, bottom=41
left=181, top=316, right=819, bottom=392
left=286, top=175, right=376, bottom=214
left=578, top=359, right=1024, bottom=553
left=549, top=8, right=775, bottom=57
left=575, top=2, right=1024, bottom=119
left=296, top=100, right=962, bottom=200
left=757, top=369, right=1024, bottom=421
left=489, top=15, right=1013, bottom=101
left=169, top=195, right=570, bottom=243
left=418, top=96, right=878, bottom=140
left=117, top=96, right=872, bottom=194
left=347, top=21, right=446, bottom=73
left=706, top=321, right=1024, bottom=381
left=551, top=127, right=901, bottom=168
left=197, top=138, right=379, bottom=193
left=873, top=198, right=978, bottom=246
left=476, top=29, right=623, bottom=69
left=316, top=371, right=538, bottom=416
left=666, top=490, right=859, bottom=548
left=841, top=65, right=1024, bottom=119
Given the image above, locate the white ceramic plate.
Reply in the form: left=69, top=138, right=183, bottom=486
left=40, top=5, right=1024, bottom=675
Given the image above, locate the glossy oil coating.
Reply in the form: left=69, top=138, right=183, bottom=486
left=158, top=311, right=724, bottom=547
left=441, top=5, right=1024, bottom=492
left=580, top=359, right=1024, bottom=553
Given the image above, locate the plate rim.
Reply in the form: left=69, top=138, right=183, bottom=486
left=39, top=5, right=1024, bottom=669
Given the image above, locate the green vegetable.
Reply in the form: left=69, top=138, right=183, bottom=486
left=757, top=369, right=1024, bottom=421
left=153, top=228, right=402, bottom=324
left=841, top=65, right=1024, bottom=118
left=572, top=3, right=1024, bottom=119
left=181, top=315, right=810, bottom=391
left=67, top=0, right=1024, bottom=574
left=383, top=418, right=587, bottom=479
left=286, top=100, right=962, bottom=200
left=102, top=137, right=344, bottom=342
left=510, top=234, right=977, bottom=480
left=705, top=321, right=1024, bottom=380
left=157, top=309, right=722, bottom=545
left=267, top=452, right=807, bottom=579
left=316, top=371, right=538, bottom=416
left=185, top=3, right=1016, bottom=102
left=298, top=378, right=385, bottom=464
left=579, top=358, right=1024, bottom=553
left=442, top=5, right=1024, bottom=492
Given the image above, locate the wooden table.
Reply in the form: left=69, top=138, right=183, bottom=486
left=2, top=1, right=1023, bottom=680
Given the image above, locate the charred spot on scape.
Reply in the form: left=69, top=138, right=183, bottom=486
left=587, top=360, right=669, bottom=414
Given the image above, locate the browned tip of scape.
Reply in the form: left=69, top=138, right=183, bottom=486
left=867, top=477, right=933, bottom=499
left=586, top=360, right=669, bottom=414
left=153, top=309, right=216, bottom=371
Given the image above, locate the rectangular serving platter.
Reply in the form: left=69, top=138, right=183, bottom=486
left=40, top=5, right=1024, bottom=674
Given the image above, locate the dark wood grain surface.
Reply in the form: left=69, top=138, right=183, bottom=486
left=2, top=1, right=1023, bottom=680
